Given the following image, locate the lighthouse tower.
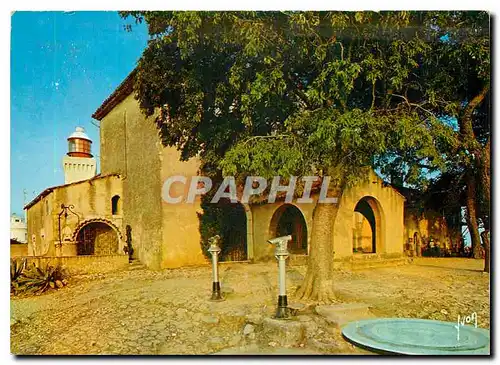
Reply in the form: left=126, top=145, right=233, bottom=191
left=62, top=127, right=97, bottom=184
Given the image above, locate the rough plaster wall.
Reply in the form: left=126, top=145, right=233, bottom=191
left=100, top=95, right=163, bottom=269
left=405, top=209, right=462, bottom=250
left=26, top=176, right=124, bottom=258
left=160, top=147, right=207, bottom=268
left=27, top=194, right=55, bottom=256
left=100, top=105, right=127, bottom=176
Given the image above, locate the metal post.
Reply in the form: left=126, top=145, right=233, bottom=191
left=268, top=235, right=292, bottom=319
left=208, top=235, right=224, bottom=301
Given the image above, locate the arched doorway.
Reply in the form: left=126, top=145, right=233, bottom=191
left=76, top=221, right=119, bottom=255
left=352, top=196, right=382, bottom=254
left=219, top=200, right=248, bottom=262
left=269, top=204, right=308, bottom=254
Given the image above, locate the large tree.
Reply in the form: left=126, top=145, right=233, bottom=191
left=121, top=11, right=488, bottom=300
left=419, top=12, right=490, bottom=268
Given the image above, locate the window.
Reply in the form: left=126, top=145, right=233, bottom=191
left=111, top=195, right=120, bottom=215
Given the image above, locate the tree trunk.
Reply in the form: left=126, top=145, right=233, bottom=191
left=295, top=201, right=338, bottom=303
left=465, top=171, right=482, bottom=259
left=480, top=138, right=491, bottom=203
left=458, top=84, right=489, bottom=261
left=480, top=138, right=491, bottom=272
left=481, top=230, right=490, bottom=273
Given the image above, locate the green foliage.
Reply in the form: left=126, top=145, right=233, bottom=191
left=13, top=262, right=68, bottom=295
left=121, top=11, right=489, bottom=190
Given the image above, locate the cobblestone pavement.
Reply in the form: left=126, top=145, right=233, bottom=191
left=10, top=258, right=489, bottom=355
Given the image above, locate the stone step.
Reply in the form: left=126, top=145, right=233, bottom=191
left=128, top=260, right=146, bottom=271
left=315, top=303, right=375, bottom=329
left=128, top=266, right=146, bottom=271
left=261, top=317, right=306, bottom=348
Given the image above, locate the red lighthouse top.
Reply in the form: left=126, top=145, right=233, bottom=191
left=67, top=127, right=93, bottom=158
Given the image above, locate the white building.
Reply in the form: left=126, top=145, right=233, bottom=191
left=11, top=214, right=27, bottom=243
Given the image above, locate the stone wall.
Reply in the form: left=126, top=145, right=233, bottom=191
left=93, top=224, right=120, bottom=255
left=404, top=209, right=462, bottom=254
left=11, top=244, right=28, bottom=257
left=18, top=255, right=129, bottom=275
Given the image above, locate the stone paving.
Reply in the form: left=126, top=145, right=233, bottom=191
left=10, top=258, right=489, bottom=355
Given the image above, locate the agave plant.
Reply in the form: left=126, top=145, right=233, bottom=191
left=10, top=258, right=27, bottom=294
left=16, top=262, right=68, bottom=294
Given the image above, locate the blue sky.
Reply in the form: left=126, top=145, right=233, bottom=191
left=11, top=11, right=149, bottom=216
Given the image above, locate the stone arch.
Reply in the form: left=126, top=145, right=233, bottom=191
left=72, top=218, right=124, bottom=255
left=269, top=203, right=308, bottom=254
left=352, top=196, right=384, bottom=254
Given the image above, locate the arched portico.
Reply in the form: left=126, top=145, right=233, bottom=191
left=269, top=204, right=308, bottom=255
left=72, top=219, right=124, bottom=255
left=332, top=173, right=404, bottom=260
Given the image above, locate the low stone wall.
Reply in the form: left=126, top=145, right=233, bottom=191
left=10, top=244, right=29, bottom=257
left=334, top=252, right=407, bottom=270
left=287, top=252, right=407, bottom=270
left=14, top=255, right=129, bottom=275
left=288, top=254, right=308, bottom=266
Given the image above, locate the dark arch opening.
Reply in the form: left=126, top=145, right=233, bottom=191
left=270, top=204, right=308, bottom=254
left=111, top=195, right=120, bottom=215
left=218, top=199, right=248, bottom=262
left=353, top=197, right=377, bottom=253
left=76, top=222, right=119, bottom=255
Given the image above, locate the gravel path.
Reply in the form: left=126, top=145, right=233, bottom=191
left=10, top=258, right=489, bottom=355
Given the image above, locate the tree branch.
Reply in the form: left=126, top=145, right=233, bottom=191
left=388, top=93, right=436, bottom=118
left=459, top=82, right=490, bottom=155
left=241, top=134, right=291, bottom=146
left=462, top=83, right=490, bottom=119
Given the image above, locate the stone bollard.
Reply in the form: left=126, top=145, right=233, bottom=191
left=267, top=235, right=292, bottom=319
left=208, top=235, right=224, bottom=301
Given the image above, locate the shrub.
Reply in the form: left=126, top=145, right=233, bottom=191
left=15, top=262, right=68, bottom=295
